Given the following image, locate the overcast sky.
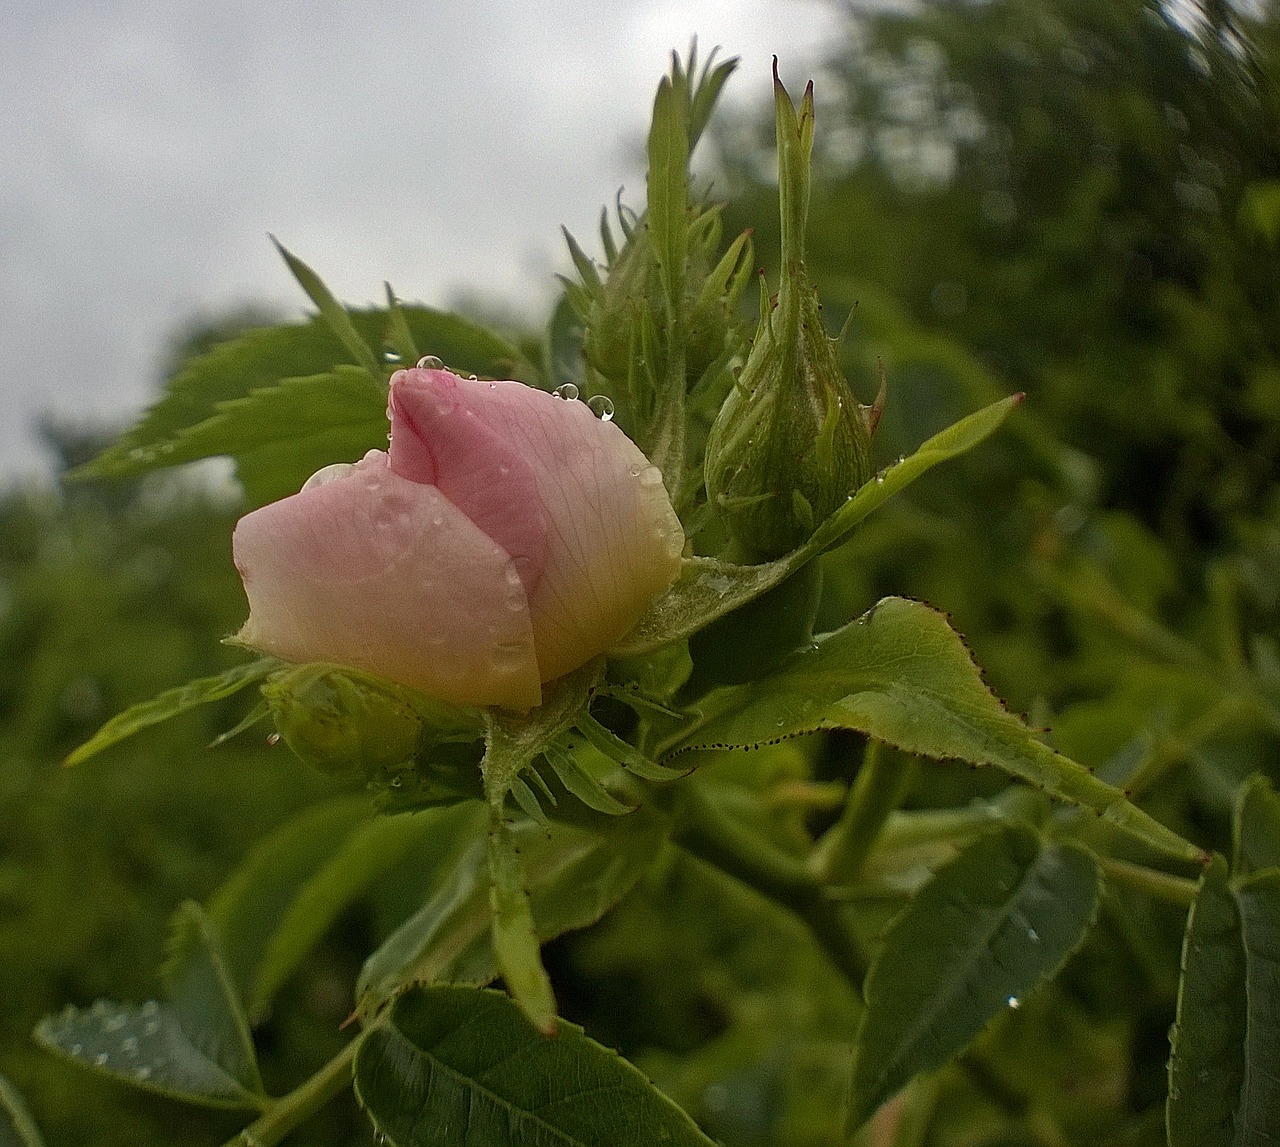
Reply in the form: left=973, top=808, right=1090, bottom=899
left=0, top=0, right=848, bottom=484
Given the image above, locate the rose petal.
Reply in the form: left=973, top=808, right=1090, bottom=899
left=233, top=450, right=541, bottom=709
left=389, top=371, right=684, bottom=683
left=389, top=369, right=547, bottom=594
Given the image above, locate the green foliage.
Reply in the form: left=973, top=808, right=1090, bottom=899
left=12, top=10, right=1280, bottom=1146
left=354, top=986, right=716, bottom=1147
left=848, top=827, right=1101, bottom=1129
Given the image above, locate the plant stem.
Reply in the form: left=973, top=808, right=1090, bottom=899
left=810, top=740, right=917, bottom=885
left=672, top=781, right=869, bottom=997
left=1098, top=856, right=1199, bottom=906
left=223, top=1035, right=362, bottom=1147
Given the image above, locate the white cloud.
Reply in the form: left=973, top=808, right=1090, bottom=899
left=0, top=0, right=844, bottom=481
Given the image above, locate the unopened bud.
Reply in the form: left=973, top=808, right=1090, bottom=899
left=704, top=66, right=882, bottom=561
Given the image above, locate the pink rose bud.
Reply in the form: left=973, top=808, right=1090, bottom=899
left=232, top=368, right=684, bottom=710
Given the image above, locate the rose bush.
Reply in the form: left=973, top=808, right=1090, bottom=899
left=231, top=366, right=684, bottom=710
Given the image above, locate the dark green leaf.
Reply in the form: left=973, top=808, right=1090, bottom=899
left=161, top=901, right=263, bottom=1096
left=670, top=596, right=1204, bottom=863
left=354, top=986, right=715, bottom=1146
left=1168, top=858, right=1246, bottom=1146
left=65, top=658, right=278, bottom=766
left=1235, top=870, right=1280, bottom=1142
left=1234, top=774, right=1280, bottom=877
left=0, top=1074, right=45, bottom=1147
left=848, top=827, right=1101, bottom=1129
left=34, top=999, right=265, bottom=1110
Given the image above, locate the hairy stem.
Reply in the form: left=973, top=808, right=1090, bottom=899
left=225, top=1035, right=361, bottom=1147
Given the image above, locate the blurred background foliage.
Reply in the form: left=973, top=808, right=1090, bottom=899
left=3, top=0, right=1279, bottom=1142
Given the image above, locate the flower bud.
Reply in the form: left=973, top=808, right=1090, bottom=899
left=704, top=67, right=881, bottom=561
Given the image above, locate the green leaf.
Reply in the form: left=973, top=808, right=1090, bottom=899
left=354, top=986, right=715, bottom=1146
left=161, top=901, right=264, bottom=1096
left=356, top=807, right=668, bottom=1015
left=383, top=283, right=420, bottom=366
left=74, top=303, right=529, bottom=485
left=1233, top=773, right=1280, bottom=877
left=542, top=742, right=636, bottom=816
left=65, top=658, right=278, bottom=766
left=848, top=827, right=1101, bottom=1129
left=614, top=394, right=1023, bottom=656
left=34, top=999, right=264, bottom=1110
left=163, top=366, right=389, bottom=506
left=0, top=1074, right=45, bottom=1147
left=272, top=237, right=383, bottom=377
left=669, top=596, right=1204, bottom=863
left=1168, top=860, right=1280, bottom=1146
left=73, top=318, right=370, bottom=482
left=207, top=795, right=453, bottom=1019
left=34, top=900, right=266, bottom=1109
left=647, top=75, right=689, bottom=317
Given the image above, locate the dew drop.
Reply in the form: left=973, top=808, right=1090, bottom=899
left=587, top=394, right=615, bottom=421
left=382, top=346, right=402, bottom=364
left=1027, top=927, right=1040, bottom=942
left=388, top=776, right=402, bottom=788
left=266, top=732, right=281, bottom=746
left=121, top=1036, right=139, bottom=1056
left=71, top=1043, right=83, bottom=1055
left=416, top=355, right=444, bottom=369
left=104, top=1013, right=127, bottom=1033
left=135, top=1066, right=153, bottom=1081
left=874, top=474, right=886, bottom=485
left=504, top=567, right=523, bottom=588
left=637, top=467, right=664, bottom=488
left=300, top=462, right=356, bottom=492
left=94, top=1052, right=109, bottom=1066
left=91, top=1001, right=109, bottom=1018
left=552, top=382, right=580, bottom=401
left=143, top=1020, right=160, bottom=1036
left=467, top=373, right=479, bottom=381
left=1006, top=995, right=1020, bottom=1009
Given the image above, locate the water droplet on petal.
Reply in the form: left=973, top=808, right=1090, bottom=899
left=467, top=373, right=479, bottom=381
left=416, top=355, right=444, bottom=369
left=490, top=642, right=530, bottom=674
left=300, top=462, right=356, bottom=492
left=587, top=394, right=615, bottom=421
left=637, top=466, right=664, bottom=488
left=553, top=382, right=580, bottom=401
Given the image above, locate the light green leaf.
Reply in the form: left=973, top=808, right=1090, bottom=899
left=668, top=596, right=1203, bottom=863
left=1168, top=860, right=1280, bottom=1146
left=848, top=827, right=1101, bottom=1129
left=356, top=808, right=668, bottom=1016
left=157, top=365, right=389, bottom=506
left=34, top=999, right=264, bottom=1111
left=383, top=283, right=420, bottom=366
left=647, top=75, right=689, bottom=317
left=354, top=986, right=715, bottom=1147
left=1233, top=773, right=1280, bottom=877
left=65, top=658, right=278, bottom=766
left=161, top=901, right=264, bottom=1096
left=272, top=237, right=383, bottom=377
left=72, top=317, right=368, bottom=482
left=542, top=742, right=636, bottom=816
left=614, top=394, right=1023, bottom=656
left=0, top=1073, right=45, bottom=1147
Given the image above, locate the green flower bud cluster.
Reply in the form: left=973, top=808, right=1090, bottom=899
left=559, top=47, right=755, bottom=502
left=704, top=68, right=883, bottom=561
